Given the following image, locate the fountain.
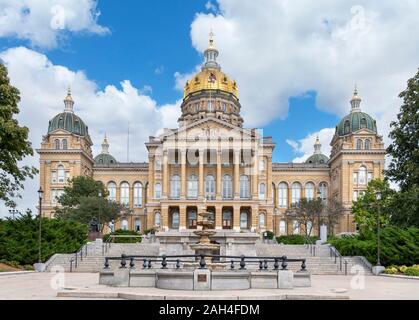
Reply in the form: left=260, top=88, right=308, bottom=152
left=189, top=210, right=220, bottom=257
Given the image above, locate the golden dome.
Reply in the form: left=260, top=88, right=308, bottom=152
left=183, top=32, right=238, bottom=100
left=183, top=68, right=238, bottom=100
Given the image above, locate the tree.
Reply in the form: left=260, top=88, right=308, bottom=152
left=0, top=63, right=38, bottom=208
left=386, top=69, right=419, bottom=192
left=388, top=185, right=419, bottom=228
left=352, top=179, right=395, bottom=235
left=286, top=198, right=324, bottom=236
left=322, top=198, right=344, bottom=236
left=54, top=176, right=121, bottom=232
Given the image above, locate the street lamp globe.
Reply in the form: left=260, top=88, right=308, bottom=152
left=376, top=192, right=382, bottom=200
left=38, top=187, right=44, bottom=199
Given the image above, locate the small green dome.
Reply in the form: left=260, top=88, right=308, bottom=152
left=94, top=153, right=117, bottom=165
left=306, top=153, right=329, bottom=164
left=48, top=112, right=88, bottom=136
left=336, top=111, right=377, bottom=136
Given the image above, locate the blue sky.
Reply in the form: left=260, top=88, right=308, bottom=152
left=1, top=0, right=418, bottom=214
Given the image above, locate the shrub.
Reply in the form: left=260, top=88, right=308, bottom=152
left=143, top=228, right=156, bottom=235
left=276, top=235, right=318, bottom=245
left=384, top=266, right=398, bottom=274
left=263, top=231, right=274, bottom=240
left=404, top=266, right=419, bottom=276
left=103, top=229, right=141, bottom=243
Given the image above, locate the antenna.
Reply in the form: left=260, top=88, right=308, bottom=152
left=127, top=122, right=130, bottom=162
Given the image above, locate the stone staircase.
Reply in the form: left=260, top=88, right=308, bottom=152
left=255, top=243, right=373, bottom=275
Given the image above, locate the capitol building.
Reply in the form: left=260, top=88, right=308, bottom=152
left=37, top=35, right=386, bottom=236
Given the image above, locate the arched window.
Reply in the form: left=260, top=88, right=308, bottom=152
left=222, top=175, right=233, bottom=199
left=356, top=139, right=363, bottom=150
left=133, top=182, right=142, bottom=207
left=259, top=159, right=266, bottom=171
left=62, top=139, right=68, bottom=150
left=360, top=117, right=367, bottom=128
left=240, top=212, right=249, bottom=230
left=222, top=210, right=232, bottom=229
left=120, top=182, right=130, bottom=205
left=305, top=182, right=314, bottom=200
left=359, top=166, right=367, bottom=185
left=121, top=219, right=128, bottom=231
left=259, top=183, right=266, bottom=199
left=171, top=211, right=179, bottom=229
left=187, top=175, right=198, bottom=199
left=155, top=183, right=161, bottom=199
left=170, top=175, right=181, bottom=199
left=205, top=175, right=215, bottom=200
left=187, top=209, right=197, bottom=229
left=365, top=139, right=370, bottom=150
left=279, top=220, right=286, bottom=235
left=319, top=183, right=328, bottom=203
left=107, top=182, right=117, bottom=201
left=155, top=212, right=161, bottom=227
left=240, top=175, right=250, bottom=199
left=259, top=213, right=266, bottom=228
left=291, top=182, right=301, bottom=205
left=278, top=183, right=288, bottom=208
left=344, top=120, right=350, bottom=134
left=55, top=139, right=60, bottom=150
left=57, top=165, right=65, bottom=183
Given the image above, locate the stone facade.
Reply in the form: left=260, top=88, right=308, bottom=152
left=36, top=36, right=385, bottom=236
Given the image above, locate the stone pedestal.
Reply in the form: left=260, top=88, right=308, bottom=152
left=33, top=263, right=46, bottom=272
left=278, top=270, right=293, bottom=289
left=113, top=269, right=130, bottom=287
left=372, top=265, right=385, bottom=275
left=194, top=269, right=211, bottom=291
left=99, top=270, right=114, bottom=285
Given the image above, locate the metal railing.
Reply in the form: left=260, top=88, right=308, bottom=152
left=103, top=254, right=307, bottom=272
left=69, top=243, right=88, bottom=272
left=304, top=235, right=316, bottom=256
left=329, top=245, right=348, bottom=275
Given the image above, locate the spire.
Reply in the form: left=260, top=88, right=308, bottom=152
left=350, top=84, right=362, bottom=113
left=314, top=136, right=322, bottom=154
left=101, top=133, right=109, bottom=154
left=203, top=30, right=220, bottom=70
left=63, top=86, right=74, bottom=113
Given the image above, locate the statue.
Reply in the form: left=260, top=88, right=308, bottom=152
left=89, top=217, right=99, bottom=233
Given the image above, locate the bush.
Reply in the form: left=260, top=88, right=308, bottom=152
left=143, top=228, right=156, bottom=235
left=263, top=231, right=274, bottom=240
left=276, top=235, right=318, bottom=245
left=384, top=266, right=398, bottom=274
left=103, top=229, right=141, bottom=243
left=404, top=265, right=419, bottom=276
left=0, top=213, right=87, bottom=265
left=329, top=226, right=419, bottom=266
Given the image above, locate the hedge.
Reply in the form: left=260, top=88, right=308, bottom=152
left=103, top=229, right=142, bottom=243
left=276, top=235, right=318, bottom=245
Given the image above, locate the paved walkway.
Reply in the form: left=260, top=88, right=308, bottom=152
left=0, top=272, right=418, bottom=300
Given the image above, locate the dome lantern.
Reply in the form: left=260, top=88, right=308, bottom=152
left=314, top=136, right=322, bottom=154
left=350, top=85, right=361, bottom=113
left=63, top=86, right=74, bottom=113
left=101, top=133, right=109, bottom=154
left=203, top=31, right=220, bottom=71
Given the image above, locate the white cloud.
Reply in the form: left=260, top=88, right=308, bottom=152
left=187, top=0, right=419, bottom=148
left=0, top=46, right=181, bottom=215
left=287, top=128, right=335, bottom=163
left=154, top=66, right=164, bottom=75
left=205, top=1, right=218, bottom=13
left=0, top=0, right=109, bottom=48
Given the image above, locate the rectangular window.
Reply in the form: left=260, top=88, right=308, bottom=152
left=367, top=172, right=373, bottom=183
left=51, top=171, right=57, bottom=183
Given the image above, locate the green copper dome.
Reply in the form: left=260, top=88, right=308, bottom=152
left=94, top=153, right=117, bottom=165
left=336, top=111, right=377, bottom=136
left=48, top=112, right=88, bottom=136
left=305, top=153, right=329, bottom=164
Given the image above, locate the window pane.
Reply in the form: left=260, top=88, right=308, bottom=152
left=259, top=183, right=266, bottom=199
left=134, top=183, right=142, bottom=207
left=305, top=183, right=314, bottom=200
left=279, top=183, right=288, bottom=208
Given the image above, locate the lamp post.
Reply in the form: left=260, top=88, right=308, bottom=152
left=9, top=209, right=17, bottom=220
left=37, top=187, right=44, bottom=264
left=375, top=191, right=382, bottom=266
left=98, top=191, right=102, bottom=234
left=317, top=190, right=322, bottom=238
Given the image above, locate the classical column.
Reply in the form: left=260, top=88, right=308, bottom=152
left=148, top=155, right=155, bottom=199
left=251, top=205, right=259, bottom=232
left=233, top=205, right=240, bottom=231
left=162, top=151, right=168, bottom=199
left=215, top=205, right=222, bottom=229
left=216, top=150, right=222, bottom=200
left=267, top=156, right=273, bottom=202
left=162, top=206, right=169, bottom=231
left=199, top=149, right=205, bottom=199
left=179, top=205, right=186, bottom=230
left=181, top=150, right=187, bottom=199
left=233, top=150, right=240, bottom=199
left=252, top=153, right=258, bottom=200
left=266, top=208, right=273, bottom=231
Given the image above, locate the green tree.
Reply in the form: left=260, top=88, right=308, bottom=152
left=0, top=64, right=38, bottom=208
left=287, top=198, right=324, bottom=236
left=388, top=186, right=419, bottom=228
left=352, top=179, right=395, bottom=235
left=386, top=69, right=419, bottom=192
left=55, top=176, right=121, bottom=232
left=322, top=198, right=344, bottom=236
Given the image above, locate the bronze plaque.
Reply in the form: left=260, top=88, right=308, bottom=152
left=197, top=274, right=207, bottom=282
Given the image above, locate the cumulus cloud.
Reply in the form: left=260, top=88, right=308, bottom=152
left=0, top=0, right=109, bottom=48
left=0, top=46, right=181, bottom=215
left=187, top=0, right=419, bottom=148
left=287, top=128, right=335, bottom=163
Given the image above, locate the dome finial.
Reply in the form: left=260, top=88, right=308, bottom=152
left=203, top=30, right=220, bottom=70
left=102, top=133, right=109, bottom=154
left=209, top=29, right=215, bottom=49
left=314, top=136, right=322, bottom=154
left=63, top=86, right=74, bottom=113
left=350, top=84, right=361, bottom=113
